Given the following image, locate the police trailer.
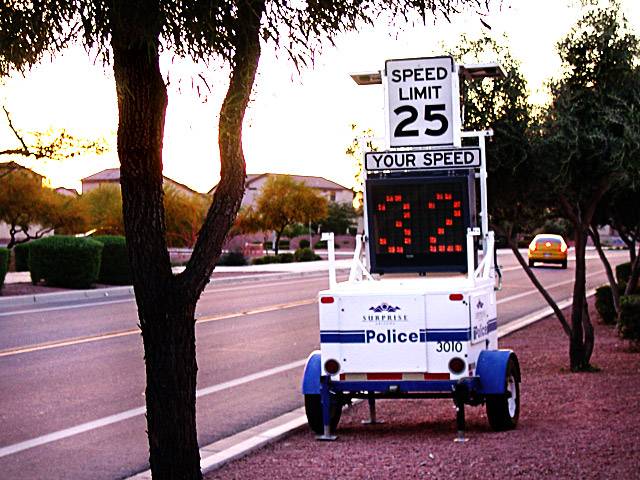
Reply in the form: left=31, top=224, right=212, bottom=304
left=302, top=56, right=521, bottom=441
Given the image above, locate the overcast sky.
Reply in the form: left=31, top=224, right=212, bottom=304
left=2, top=0, right=639, bottom=193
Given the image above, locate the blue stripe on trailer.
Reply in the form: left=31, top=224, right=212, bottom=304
left=320, top=328, right=472, bottom=343
left=487, top=318, right=498, bottom=333
left=425, top=328, right=470, bottom=342
left=320, top=330, right=366, bottom=343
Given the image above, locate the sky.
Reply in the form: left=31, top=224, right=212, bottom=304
left=2, top=0, right=640, bottom=194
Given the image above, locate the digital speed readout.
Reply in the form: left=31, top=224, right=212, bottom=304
left=366, top=174, right=474, bottom=273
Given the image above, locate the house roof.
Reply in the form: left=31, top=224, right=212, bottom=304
left=81, top=168, right=121, bottom=182
left=81, top=168, right=204, bottom=196
left=0, top=161, right=44, bottom=180
left=207, top=174, right=351, bottom=195
left=246, top=173, right=350, bottom=191
left=54, top=187, right=79, bottom=197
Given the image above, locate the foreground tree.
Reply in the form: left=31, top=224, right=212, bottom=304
left=536, top=1, right=640, bottom=370
left=1, top=1, right=492, bottom=477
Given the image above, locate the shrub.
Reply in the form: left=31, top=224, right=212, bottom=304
left=279, top=252, right=295, bottom=263
left=298, top=238, right=310, bottom=249
left=314, top=240, right=327, bottom=249
left=93, top=236, right=133, bottom=285
left=28, top=236, right=103, bottom=289
left=618, top=294, right=640, bottom=347
left=595, top=285, right=617, bottom=325
left=252, top=255, right=279, bottom=265
left=217, top=251, right=247, bottom=266
left=0, top=247, right=8, bottom=292
left=14, top=243, right=30, bottom=271
left=294, top=247, right=317, bottom=262
left=616, top=262, right=632, bottom=285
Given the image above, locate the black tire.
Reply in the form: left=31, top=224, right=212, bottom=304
left=561, top=259, right=567, bottom=269
left=528, top=259, right=534, bottom=268
left=304, top=394, right=342, bottom=434
left=486, top=357, right=520, bottom=431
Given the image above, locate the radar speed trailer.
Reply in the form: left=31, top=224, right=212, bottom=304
left=302, top=56, right=520, bottom=441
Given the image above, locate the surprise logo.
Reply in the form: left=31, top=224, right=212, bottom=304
left=370, top=302, right=401, bottom=313
left=363, top=303, right=408, bottom=324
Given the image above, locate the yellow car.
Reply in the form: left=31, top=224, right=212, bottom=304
left=528, top=234, right=568, bottom=269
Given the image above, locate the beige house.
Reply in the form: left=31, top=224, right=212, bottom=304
left=209, top=173, right=353, bottom=208
left=81, top=168, right=203, bottom=197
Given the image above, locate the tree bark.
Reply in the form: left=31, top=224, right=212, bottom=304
left=589, top=224, right=620, bottom=312
left=111, top=1, right=265, bottom=477
left=113, top=37, right=202, bottom=479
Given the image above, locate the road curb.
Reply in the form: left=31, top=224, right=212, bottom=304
left=125, top=289, right=597, bottom=479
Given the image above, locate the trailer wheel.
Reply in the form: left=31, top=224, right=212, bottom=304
left=304, top=394, right=342, bottom=434
left=486, top=358, right=520, bottom=431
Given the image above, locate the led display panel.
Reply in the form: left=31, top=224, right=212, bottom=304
left=366, top=172, right=475, bottom=273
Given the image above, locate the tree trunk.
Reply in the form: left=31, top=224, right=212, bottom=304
left=111, top=1, right=266, bottom=477
left=569, top=226, right=593, bottom=371
left=113, top=38, right=202, bottom=479
left=589, top=224, right=620, bottom=312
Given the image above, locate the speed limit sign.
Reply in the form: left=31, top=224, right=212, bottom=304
left=385, top=56, right=461, bottom=148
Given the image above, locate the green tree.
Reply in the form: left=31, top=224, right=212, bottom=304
left=536, top=1, right=640, bottom=370
left=315, top=201, right=357, bottom=234
left=1, top=1, right=489, bottom=477
left=449, top=35, right=579, bottom=345
left=163, top=186, right=208, bottom=248
left=0, top=166, right=86, bottom=247
left=253, top=175, right=328, bottom=254
left=80, top=185, right=125, bottom=236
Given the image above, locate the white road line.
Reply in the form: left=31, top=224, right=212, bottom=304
left=0, top=276, right=325, bottom=317
left=0, top=299, right=316, bottom=357
left=0, top=359, right=307, bottom=459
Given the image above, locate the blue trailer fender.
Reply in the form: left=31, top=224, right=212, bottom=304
left=476, top=350, right=520, bottom=395
left=301, top=350, right=322, bottom=395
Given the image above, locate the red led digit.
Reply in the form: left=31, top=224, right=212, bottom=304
left=397, top=246, right=404, bottom=253
left=445, top=193, right=452, bottom=200
left=378, top=204, right=386, bottom=211
left=395, top=221, right=402, bottom=228
left=404, top=238, right=411, bottom=245
left=446, top=219, right=453, bottom=226
left=430, top=246, right=437, bottom=252
left=380, top=238, right=387, bottom=245
left=404, top=229, right=411, bottom=236
left=386, top=195, right=394, bottom=202
left=388, top=246, right=395, bottom=253
left=438, top=228, right=444, bottom=235
left=455, top=245, right=463, bottom=252
left=454, top=210, right=461, bottom=217
left=404, top=212, right=411, bottom=218
left=403, top=203, right=410, bottom=210
left=428, top=202, right=435, bottom=209
left=436, top=193, right=443, bottom=200
left=438, top=245, right=445, bottom=252
left=454, top=201, right=461, bottom=208
left=394, top=195, right=402, bottom=202
left=447, top=245, right=454, bottom=252
left=430, top=236, right=437, bottom=244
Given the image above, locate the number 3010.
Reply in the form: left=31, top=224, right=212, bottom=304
left=436, top=341, right=463, bottom=353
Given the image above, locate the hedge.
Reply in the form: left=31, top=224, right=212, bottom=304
left=14, top=242, right=30, bottom=271
left=618, top=294, right=640, bottom=346
left=0, top=247, right=8, bottom=292
left=29, top=236, right=103, bottom=289
left=595, top=285, right=617, bottom=325
left=93, top=236, right=133, bottom=285
left=616, top=262, right=632, bottom=285
left=217, top=251, right=247, bottom=266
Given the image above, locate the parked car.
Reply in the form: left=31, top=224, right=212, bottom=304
left=528, top=234, right=568, bottom=269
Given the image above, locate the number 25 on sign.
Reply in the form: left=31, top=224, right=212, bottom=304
left=385, top=56, right=461, bottom=148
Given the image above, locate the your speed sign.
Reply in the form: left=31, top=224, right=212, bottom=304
left=385, top=56, right=461, bottom=148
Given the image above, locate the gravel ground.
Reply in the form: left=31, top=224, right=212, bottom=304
left=207, top=300, right=640, bottom=480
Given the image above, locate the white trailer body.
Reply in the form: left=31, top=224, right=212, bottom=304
left=302, top=57, right=520, bottom=441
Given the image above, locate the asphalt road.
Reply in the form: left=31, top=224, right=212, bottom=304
left=0, top=248, right=630, bottom=479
